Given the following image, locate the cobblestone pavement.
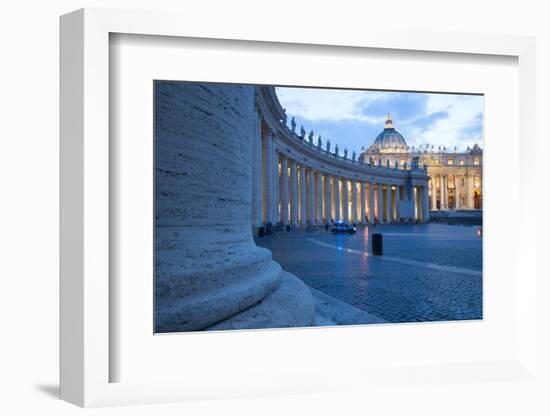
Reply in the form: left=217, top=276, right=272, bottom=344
left=256, top=223, right=482, bottom=324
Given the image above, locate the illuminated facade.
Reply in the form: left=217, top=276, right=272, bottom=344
left=252, top=87, right=431, bottom=229
left=361, top=114, right=483, bottom=211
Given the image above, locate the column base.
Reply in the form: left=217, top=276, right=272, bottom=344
left=207, top=271, right=316, bottom=331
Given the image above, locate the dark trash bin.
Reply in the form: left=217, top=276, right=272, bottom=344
left=258, top=226, right=265, bottom=238
left=286, top=224, right=291, bottom=232
left=372, top=233, right=383, bottom=255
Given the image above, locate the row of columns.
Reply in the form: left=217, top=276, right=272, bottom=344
left=252, top=124, right=430, bottom=227
left=271, top=155, right=429, bottom=225
left=429, top=174, right=482, bottom=210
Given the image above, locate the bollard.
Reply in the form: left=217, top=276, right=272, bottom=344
left=372, top=233, right=383, bottom=255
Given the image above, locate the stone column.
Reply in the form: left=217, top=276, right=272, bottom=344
left=467, top=174, right=474, bottom=209
left=404, top=182, right=413, bottom=222
left=417, top=186, right=423, bottom=221
left=307, top=169, right=315, bottom=224
left=273, top=150, right=279, bottom=221
left=342, top=178, right=349, bottom=222
left=368, top=183, right=375, bottom=223
left=280, top=156, right=289, bottom=225
left=251, top=110, right=262, bottom=228
left=436, top=175, right=441, bottom=210
left=316, top=171, right=323, bottom=224
left=333, top=177, right=341, bottom=222
left=436, top=175, right=443, bottom=211
left=395, top=186, right=401, bottom=222
left=465, top=175, right=469, bottom=208
left=413, top=186, right=419, bottom=221
left=155, top=82, right=314, bottom=332
left=442, top=175, right=448, bottom=210
left=377, top=183, right=384, bottom=223
left=262, top=130, right=274, bottom=223
left=385, top=184, right=391, bottom=223
left=448, top=176, right=455, bottom=209
left=324, top=175, right=332, bottom=223
left=477, top=176, right=482, bottom=209
left=393, top=186, right=398, bottom=221
left=351, top=180, right=358, bottom=224
left=455, top=176, right=462, bottom=209
left=436, top=176, right=441, bottom=210
left=422, top=185, right=430, bottom=222
left=299, top=166, right=307, bottom=224
left=290, top=160, right=298, bottom=225
left=390, top=186, right=395, bottom=223
left=446, top=175, right=450, bottom=209
left=360, top=181, right=366, bottom=224
left=430, top=176, right=437, bottom=210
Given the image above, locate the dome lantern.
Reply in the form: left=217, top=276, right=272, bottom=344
left=384, top=113, right=394, bottom=129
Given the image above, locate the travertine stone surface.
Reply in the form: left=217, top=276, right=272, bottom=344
left=155, top=82, right=315, bottom=332
left=207, top=272, right=316, bottom=331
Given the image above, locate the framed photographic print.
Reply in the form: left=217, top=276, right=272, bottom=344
left=153, top=80, right=484, bottom=334
left=60, top=8, right=538, bottom=408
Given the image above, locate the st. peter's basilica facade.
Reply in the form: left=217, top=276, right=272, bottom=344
left=361, top=114, right=483, bottom=211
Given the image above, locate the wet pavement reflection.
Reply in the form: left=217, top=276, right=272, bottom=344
left=256, top=223, right=482, bottom=323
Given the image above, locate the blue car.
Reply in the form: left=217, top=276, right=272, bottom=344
left=331, top=222, right=357, bottom=234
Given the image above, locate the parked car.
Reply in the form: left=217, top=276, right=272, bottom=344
left=331, top=222, right=357, bottom=235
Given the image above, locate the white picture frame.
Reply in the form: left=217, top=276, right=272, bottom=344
left=60, top=8, right=538, bottom=408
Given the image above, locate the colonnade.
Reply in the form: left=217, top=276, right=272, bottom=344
left=253, top=139, right=430, bottom=226
left=251, top=87, right=431, bottom=231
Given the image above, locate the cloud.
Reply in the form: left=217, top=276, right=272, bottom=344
left=276, top=86, right=390, bottom=124
left=359, top=92, right=428, bottom=122
left=405, top=95, right=483, bottom=149
left=457, top=112, right=483, bottom=139
left=410, top=111, right=450, bottom=132
left=276, top=87, right=483, bottom=152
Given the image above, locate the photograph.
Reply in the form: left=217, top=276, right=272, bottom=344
left=154, top=81, right=483, bottom=333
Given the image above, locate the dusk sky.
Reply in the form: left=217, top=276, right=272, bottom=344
left=275, top=86, right=483, bottom=154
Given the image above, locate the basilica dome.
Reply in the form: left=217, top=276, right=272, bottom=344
left=368, top=114, right=408, bottom=154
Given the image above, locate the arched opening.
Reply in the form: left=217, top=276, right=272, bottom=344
left=474, top=191, right=481, bottom=209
